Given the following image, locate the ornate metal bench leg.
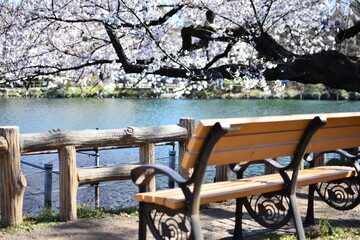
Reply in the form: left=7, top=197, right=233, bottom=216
left=190, top=214, right=203, bottom=240
left=139, top=202, right=147, bottom=240
left=233, top=197, right=244, bottom=240
left=304, top=184, right=316, bottom=225
left=140, top=203, right=192, bottom=239
left=289, top=194, right=305, bottom=240
left=316, top=178, right=360, bottom=210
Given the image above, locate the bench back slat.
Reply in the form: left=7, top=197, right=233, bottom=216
left=182, top=112, right=360, bottom=169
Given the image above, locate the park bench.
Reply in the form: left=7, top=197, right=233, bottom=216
left=131, top=112, right=360, bottom=240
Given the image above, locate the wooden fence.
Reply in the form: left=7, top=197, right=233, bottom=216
left=0, top=118, right=195, bottom=227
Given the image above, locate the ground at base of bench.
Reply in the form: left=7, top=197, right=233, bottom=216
left=200, top=186, right=360, bottom=240
left=1, top=187, right=358, bottom=240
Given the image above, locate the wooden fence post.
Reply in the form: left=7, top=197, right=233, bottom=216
left=265, top=157, right=278, bottom=174
left=140, top=143, right=155, bottom=192
left=0, top=126, right=27, bottom=227
left=215, top=165, right=231, bottom=182
left=178, top=118, right=196, bottom=179
left=59, top=145, right=78, bottom=221
left=314, top=153, right=326, bottom=167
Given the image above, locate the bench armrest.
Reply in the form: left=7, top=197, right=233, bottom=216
left=306, top=149, right=360, bottom=165
left=233, top=158, right=287, bottom=179
left=306, top=149, right=360, bottom=176
left=131, top=163, right=188, bottom=190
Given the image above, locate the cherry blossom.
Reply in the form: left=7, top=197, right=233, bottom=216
left=0, top=0, right=359, bottom=91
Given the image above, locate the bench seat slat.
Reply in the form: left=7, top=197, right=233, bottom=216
left=135, top=166, right=356, bottom=210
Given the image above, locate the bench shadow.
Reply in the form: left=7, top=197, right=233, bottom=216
left=44, top=218, right=138, bottom=240
left=200, top=194, right=360, bottom=240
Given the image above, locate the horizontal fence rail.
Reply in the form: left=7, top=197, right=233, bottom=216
left=0, top=118, right=195, bottom=227
left=21, top=145, right=178, bottom=211
left=20, top=125, right=188, bottom=153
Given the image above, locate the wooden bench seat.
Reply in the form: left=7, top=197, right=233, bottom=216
left=135, top=166, right=356, bottom=210
left=131, top=112, right=360, bottom=240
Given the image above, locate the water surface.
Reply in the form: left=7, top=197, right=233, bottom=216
left=0, top=98, right=359, bottom=213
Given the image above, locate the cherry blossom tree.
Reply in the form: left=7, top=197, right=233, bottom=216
left=0, top=0, right=359, bottom=92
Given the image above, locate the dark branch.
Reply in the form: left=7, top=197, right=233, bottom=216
left=118, top=3, right=184, bottom=28
left=336, top=21, right=360, bottom=44
left=104, top=23, right=146, bottom=73
left=3, top=59, right=116, bottom=81
left=252, top=32, right=295, bottom=60
left=204, top=40, right=237, bottom=69
left=34, top=3, right=184, bottom=29
left=264, top=51, right=360, bottom=92
left=145, top=4, right=184, bottom=27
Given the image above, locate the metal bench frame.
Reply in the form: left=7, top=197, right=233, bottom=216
left=131, top=115, right=360, bottom=240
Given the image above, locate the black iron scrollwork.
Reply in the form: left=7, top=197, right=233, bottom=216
left=243, top=191, right=292, bottom=229
left=316, top=177, right=360, bottom=210
left=146, top=208, right=191, bottom=240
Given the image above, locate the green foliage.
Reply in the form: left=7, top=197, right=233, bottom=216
left=0, top=79, right=358, bottom=99
left=26, top=209, right=60, bottom=223
left=45, top=89, right=64, bottom=98
left=118, top=89, right=140, bottom=98
left=76, top=205, right=139, bottom=218
left=182, top=90, right=217, bottom=99
left=318, top=218, right=333, bottom=237
left=256, top=223, right=360, bottom=240
left=4, top=209, right=59, bottom=234
left=115, top=89, right=159, bottom=98
left=263, top=218, right=360, bottom=240
left=105, top=206, right=139, bottom=216
left=77, top=206, right=107, bottom=219
left=262, top=235, right=297, bottom=240
left=305, top=218, right=360, bottom=239
left=326, top=156, right=350, bottom=166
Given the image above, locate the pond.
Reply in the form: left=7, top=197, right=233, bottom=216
left=1, top=98, right=359, bottom=213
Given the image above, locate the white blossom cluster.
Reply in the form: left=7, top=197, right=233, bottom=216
left=0, top=0, right=357, bottom=88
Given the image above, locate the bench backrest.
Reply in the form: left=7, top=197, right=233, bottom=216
left=182, top=112, right=360, bottom=169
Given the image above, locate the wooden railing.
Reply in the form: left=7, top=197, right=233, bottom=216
left=0, top=118, right=195, bottom=227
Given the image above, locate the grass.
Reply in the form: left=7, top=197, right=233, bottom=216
left=4, top=209, right=59, bottom=234
left=2, top=206, right=359, bottom=239
left=3, top=205, right=139, bottom=234
left=262, top=218, right=360, bottom=240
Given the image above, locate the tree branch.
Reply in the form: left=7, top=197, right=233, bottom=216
left=204, top=40, right=237, bottom=69
left=336, top=21, right=360, bottom=44
left=264, top=51, right=360, bottom=92
left=104, top=23, right=146, bottom=73
left=144, top=4, right=184, bottom=27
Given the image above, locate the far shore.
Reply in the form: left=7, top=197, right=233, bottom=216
left=1, top=86, right=359, bottom=101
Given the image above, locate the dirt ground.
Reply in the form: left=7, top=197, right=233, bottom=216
left=1, top=186, right=360, bottom=240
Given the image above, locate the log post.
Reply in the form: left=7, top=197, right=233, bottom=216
left=140, top=143, right=155, bottom=192
left=0, top=126, right=27, bottom=227
left=58, top=146, right=78, bottom=221
left=314, top=153, right=326, bottom=167
left=178, top=118, right=196, bottom=179
left=215, top=165, right=230, bottom=182
left=265, top=158, right=278, bottom=174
